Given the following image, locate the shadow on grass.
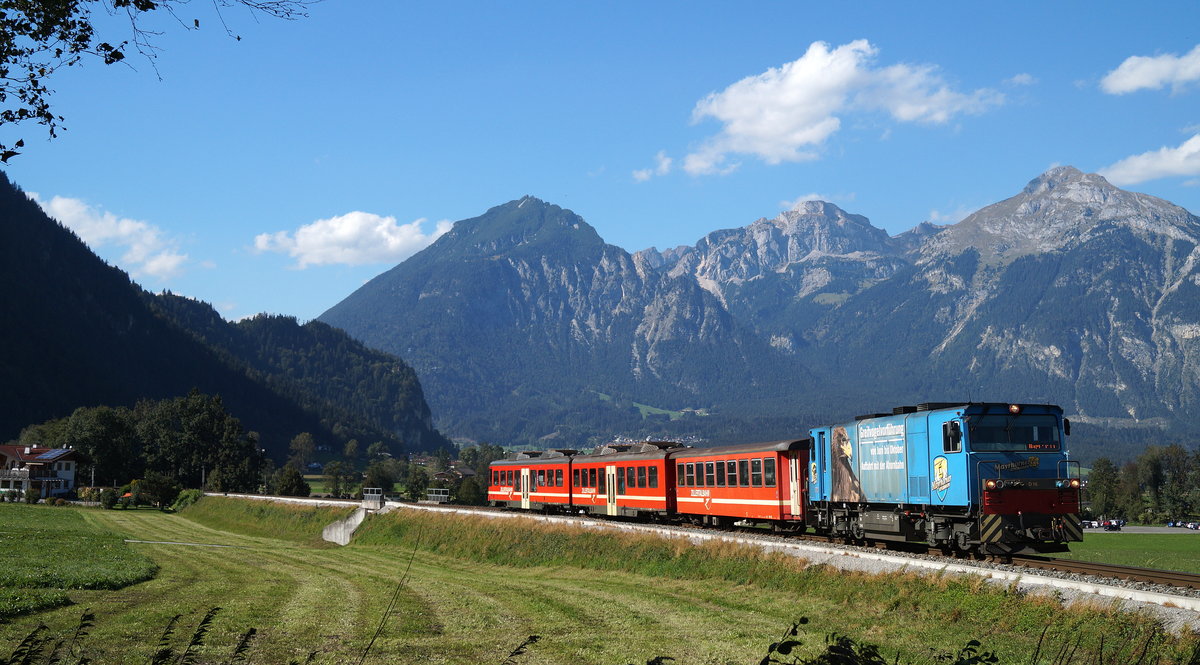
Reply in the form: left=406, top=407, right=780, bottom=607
left=7, top=610, right=1199, bottom=665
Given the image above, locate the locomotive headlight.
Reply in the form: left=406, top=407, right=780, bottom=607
left=985, top=479, right=999, bottom=490
left=1070, top=479, right=1081, bottom=488
left=1008, top=404, right=1022, bottom=414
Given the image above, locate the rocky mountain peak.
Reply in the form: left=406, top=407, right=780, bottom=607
left=763, top=200, right=895, bottom=256
left=429, top=196, right=605, bottom=261
left=920, top=166, right=1200, bottom=265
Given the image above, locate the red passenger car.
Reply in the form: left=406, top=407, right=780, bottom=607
left=569, top=442, right=679, bottom=518
left=487, top=450, right=573, bottom=510
left=670, top=439, right=809, bottom=529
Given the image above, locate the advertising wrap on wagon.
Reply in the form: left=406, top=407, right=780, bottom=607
left=856, top=419, right=907, bottom=503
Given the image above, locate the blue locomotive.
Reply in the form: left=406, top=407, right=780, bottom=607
left=807, top=402, right=1082, bottom=555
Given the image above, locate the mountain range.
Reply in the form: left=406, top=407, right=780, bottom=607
left=320, top=167, right=1200, bottom=459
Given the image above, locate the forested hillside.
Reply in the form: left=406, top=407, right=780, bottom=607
left=0, top=173, right=445, bottom=460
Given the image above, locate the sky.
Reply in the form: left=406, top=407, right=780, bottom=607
left=5, top=2, right=1200, bottom=322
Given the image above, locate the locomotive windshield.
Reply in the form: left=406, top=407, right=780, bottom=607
left=965, top=414, right=1061, bottom=452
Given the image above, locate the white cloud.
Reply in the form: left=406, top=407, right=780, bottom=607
left=928, top=205, right=978, bottom=224
left=33, top=194, right=188, bottom=280
left=1101, top=44, right=1200, bottom=94
left=684, top=40, right=1002, bottom=175
left=255, top=211, right=453, bottom=268
left=1100, top=134, right=1200, bottom=185
left=1005, top=73, right=1037, bottom=86
left=632, top=150, right=673, bottom=182
left=781, top=193, right=826, bottom=208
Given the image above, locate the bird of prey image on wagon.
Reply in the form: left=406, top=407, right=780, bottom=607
left=807, top=402, right=1082, bottom=556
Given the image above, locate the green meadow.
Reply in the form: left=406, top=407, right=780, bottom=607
left=1058, top=532, right=1200, bottom=573
left=1, top=499, right=1197, bottom=664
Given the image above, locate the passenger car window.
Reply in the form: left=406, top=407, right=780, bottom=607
left=556, top=469, right=563, bottom=486
left=751, top=459, right=763, bottom=487
left=637, top=467, right=647, bottom=488
left=627, top=467, right=636, bottom=488
left=738, top=460, right=750, bottom=486
left=727, top=461, right=737, bottom=486
left=716, top=461, right=726, bottom=487
left=573, top=469, right=580, bottom=486
left=649, top=467, right=658, bottom=488
left=704, top=462, right=716, bottom=486
left=764, top=458, right=776, bottom=487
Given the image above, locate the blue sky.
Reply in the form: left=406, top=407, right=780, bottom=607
left=6, top=2, right=1200, bottom=321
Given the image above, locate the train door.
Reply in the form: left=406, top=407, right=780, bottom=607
left=606, top=465, right=618, bottom=516
left=788, top=454, right=802, bottom=517
left=520, top=468, right=531, bottom=509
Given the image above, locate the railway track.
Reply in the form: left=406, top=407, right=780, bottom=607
left=1010, top=555, right=1200, bottom=590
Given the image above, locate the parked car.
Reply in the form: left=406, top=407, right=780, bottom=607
left=1102, top=520, right=1121, bottom=531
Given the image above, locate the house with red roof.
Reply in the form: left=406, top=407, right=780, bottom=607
left=0, top=445, right=81, bottom=499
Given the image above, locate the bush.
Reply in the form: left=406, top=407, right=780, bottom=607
left=99, top=488, right=118, bottom=510
left=172, top=488, right=205, bottom=511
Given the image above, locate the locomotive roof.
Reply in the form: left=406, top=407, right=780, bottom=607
left=671, top=439, right=809, bottom=459
left=850, top=402, right=1065, bottom=420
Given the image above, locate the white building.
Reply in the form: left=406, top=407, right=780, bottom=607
left=0, top=445, right=80, bottom=498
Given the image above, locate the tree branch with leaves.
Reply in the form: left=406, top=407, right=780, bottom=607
left=0, top=0, right=314, bottom=161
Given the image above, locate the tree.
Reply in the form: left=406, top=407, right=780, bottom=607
left=433, top=446, right=452, bottom=472
left=323, top=460, right=355, bottom=498
left=0, top=1, right=312, bottom=162
left=138, top=471, right=182, bottom=509
left=343, top=439, right=359, bottom=464
left=456, top=477, right=484, bottom=505
left=364, top=459, right=396, bottom=493
left=405, top=466, right=429, bottom=501
left=275, top=465, right=309, bottom=497
left=366, top=441, right=387, bottom=462
left=61, top=405, right=139, bottom=488
left=459, top=443, right=505, bottom=476
left=288, top=432, right=316, bottom=470
left=1086, top=458, right=1120, bottom=518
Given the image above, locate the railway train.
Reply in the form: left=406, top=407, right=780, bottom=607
left=487, top=402, right=1083, bottom=556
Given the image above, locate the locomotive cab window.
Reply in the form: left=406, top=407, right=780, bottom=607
left=763, top=458, right=776, bottom=487
left=967, top=414, right=1062, bottom=452
left=942, top=421, right=962, bottom=453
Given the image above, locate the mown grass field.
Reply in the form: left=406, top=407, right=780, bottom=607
left=1, top=499, right=1197, bottom=664
left=1059, top=532, right=1200, bottom=573
left=0, top=504, right=157, bottom=620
